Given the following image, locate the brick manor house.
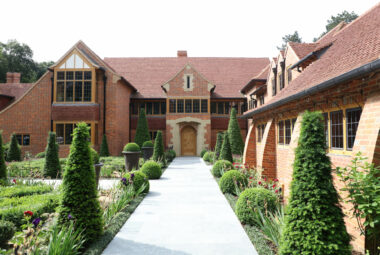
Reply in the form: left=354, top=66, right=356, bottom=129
left=0, top=2, right=379, bottom=252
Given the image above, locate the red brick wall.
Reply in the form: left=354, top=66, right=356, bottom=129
left=51, top=104, right=100, bottom=121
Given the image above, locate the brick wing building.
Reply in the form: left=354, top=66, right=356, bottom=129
left=0, top=42, right=268, bottom=157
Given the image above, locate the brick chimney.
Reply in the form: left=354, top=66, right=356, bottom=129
left=6, top=72, right=21, bottom=83
left=177, top=50, right=187, bottom=57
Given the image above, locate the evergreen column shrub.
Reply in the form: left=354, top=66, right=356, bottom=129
left=99, top=134, right=110, bottom=157
left=214, top=132, right=223, bottom=158
left=219, top=132, right=233, bottom=162
left=58, top=123, right=103, bottom=244
left=43, top=132, right=61, bottom=178
left=279, top=111, right=350, bottom=255
left=134, top=109, right=151, bottom=148
left=153, top=130, right=165, bottom=162
left=6, top=134, right=21, bottom=162
left=0, top=132, right=7, bottom=179
left=227, top=108, right=244, bottom=155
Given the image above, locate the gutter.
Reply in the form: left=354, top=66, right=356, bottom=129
left=290, top=52, right=314, bottom=70
left=244, top=58, right=380, bottom=118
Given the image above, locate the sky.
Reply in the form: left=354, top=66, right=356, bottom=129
left=1, top=0, right=378, bottom=62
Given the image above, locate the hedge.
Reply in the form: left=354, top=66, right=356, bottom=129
left=0, top=184, right=53, bottom=198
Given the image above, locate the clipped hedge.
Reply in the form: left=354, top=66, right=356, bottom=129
left=235, top=188, right=278, bottom=225
left=0, top=220, right=15, bottom=247
left=142, top=141, right=154, bottom=148
left=200, top=149, right=207, bottom=158
left=123, top=143, right=140, bottom=152
left=219, top=170, right=247, bottom=195
left=8, top=158, right=67, bottom=178
left=124, top=171, right=150, bottom=193
left=0, top=184, right=53, bottom=198
left=140, top=160, right=162, bottom=180
left=203, top=151, right=215, bottom=163
left=212, top=160, right=233, bottom=177
left=35, top=151, right=46, bottom=158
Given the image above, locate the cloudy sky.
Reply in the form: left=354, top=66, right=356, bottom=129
left=1, top=0, right=378, bottom=62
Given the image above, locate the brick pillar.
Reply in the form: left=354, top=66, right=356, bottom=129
left=243, top=122, right=256, bottom=168
left=260, top=119, right=276, bottom=179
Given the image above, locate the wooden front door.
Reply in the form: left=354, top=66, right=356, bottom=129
left=181, top=126, right=197, bottom=156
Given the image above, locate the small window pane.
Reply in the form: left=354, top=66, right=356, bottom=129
left=75, top=71, right=83, bottom=80
left=74, top=54, right=84, bottom=68
left=66, top=55, right=75, bottom=68
left=169, top=100, right=176, bottom=113
left=201, top=100, right=208, bottom=113
left=346, top=108, right=361, bottom=150
left=177, top=100, right=184, bottom=113
left=131, top=102, right=138, bottom=115
left=218, top=102, right=224, bottom=114
left=75, top=81, right=83, bottom=102
left=211, top=102, right=216, bottom=114
left=278, top=121, right=284, bottom=144
left=65, top=82, right=73, bottom=102
left=56, top=124, right=64, bottom=144
left=185, top=99, right=192, bottom=113
left=84, top=71, right=92, bottom=80
left=57, top=82, right=64, bottom=102
left=84, top=81, right=91, bottom=102
left=153, top=102, right=160, bottom=114
left=193, top=99, right=200, bottom=113
left=330, top=110, right=343, bottom=149
left=161, top=102, right=166, bottom=114
left=57, top=72, right=65, bottom=80
left=66, top=71, right=74, bottom=80
left=285, top=120, right=291, bottom=144
left=225, top=102, right=230, bottom=115
left=139, top=103, right=145, bottom=111
left=23, top=135, right=30, bottom=146
left=65, top=124, right=74, bottom=144
left=146, top=102, right=153, bottom=115
left=16, top=135, right=22, bottom=145
left=292, top=118, right=296, bottom=132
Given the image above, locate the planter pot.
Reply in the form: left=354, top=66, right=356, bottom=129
left=94, top=163, right=104, bottom=189
left=141, top=147, right=154, bottom=160
left=122, top=151, right=140, bottom=172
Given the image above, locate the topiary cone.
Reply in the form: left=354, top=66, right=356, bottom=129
left=134, top=109, right=151, bottom=149
left=219, top=132, right=233, bottom=163
left=99, top=134, right=110, bottom=157
left=214, top=132, right=223, bottom=158
left=43, top=132, right=61, bottom=178
left=227, top=107, right=244, bottom=155
left=153, top=130, right=165, bottom=162
left=0, top=132, right=7, bottom=179
left=6, top=134, right=21, bottom=162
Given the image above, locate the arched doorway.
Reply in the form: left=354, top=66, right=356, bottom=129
left=181, top=125, right=197, bottom=156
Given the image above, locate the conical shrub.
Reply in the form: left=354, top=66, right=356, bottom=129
left=153, top=130, right=165, bottom=162
left=134, top=109, right=151, bottom=148
left=219, top=132, right=233, bottom=162
left=214, top=132, right=223, bottom=158
left=0, top=132, right=7, bottom=179
left=99, top=134, right=110, bottom=157
left=6, top=134, right=21, bottom=162
left=279, top=111, right=350, bottom=255
left=43, top=132, right=61, bottom=178
left=58, top=123, right=103, bottom=244
left=227, top=108, right=244, bottom=155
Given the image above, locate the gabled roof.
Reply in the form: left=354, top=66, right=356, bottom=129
left=104, top=57, right=269, bottom=98
left=0, top=83, right=33, bottom=101
left=288, top=42, right=318, bottom=60
left=240, top=64, right=270, bottom=94
left=244, top=2, right=380, bottom=117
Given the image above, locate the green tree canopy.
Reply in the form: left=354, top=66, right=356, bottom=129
left=277, top=31, right=302, bottom=51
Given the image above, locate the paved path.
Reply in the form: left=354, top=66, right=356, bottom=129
left=102, top=157, right=258, bottom=255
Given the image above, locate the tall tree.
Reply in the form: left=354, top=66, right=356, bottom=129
left=43, top=132, right=61, bottom=178
left=277, top=31, right=302, bottom=51
left=227, top=108, right=244, bottom=155
left=279, top=111, right=350, bottom=255
left=314, top=11, right=358, bottom=41
left=0, top=132, right=7, bottom=179
left=134, top=109, right=151, bottom=149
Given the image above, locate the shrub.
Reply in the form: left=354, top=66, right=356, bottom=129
left=200, top=149, right=207, bottom=158
left=0, top=132, right=7, bottom=179
left=214, top=132, right=223, bottom=158
left=0, top=220, right=15, bottom=247
left=165, top=149, right=176, bottom=162
left=90, top=147, right=100, bottom=164
left=0, top=184, right=53, bottom=198
left=202, top=151, right=211, bottom=162
left=219, top=170, right=247, bottom=195
left=35, top=151, right=45, bottom=158
left=235, top=187, right=278, bottom=225
left=228, top=108, right=244, bottom=155
left=279, top=111, right=350, bottom=255
left=6, top=134, right=21, bottom=162
left=219, top=132, right=233, bottom=162
left=142, top=141, right=154, bottom=148
left=123, top=142, right=140, bottom=152
left=99, top=134, right=110, bottom=157
left=153, top=131, right=165, bottom=162
left=212, top=160, right=233, bottom=177
left=58, top=123, right=103, bottom=244
left=123, top=171, right=149, bottom=193
left=140, top=160, right=162, bottom=179
left=134, top=109, right=151, bottom=148
left=43, top=132, right=61, bottom=178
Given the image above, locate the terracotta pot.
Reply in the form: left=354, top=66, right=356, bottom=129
left=94, top=163, right=104, bottom=188
left=141, top=147, right=154, bottom=160
left=122, top=151, right=140, bottom=171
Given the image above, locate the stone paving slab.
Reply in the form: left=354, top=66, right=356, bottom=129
left=102, top=157, right=258, bottom=255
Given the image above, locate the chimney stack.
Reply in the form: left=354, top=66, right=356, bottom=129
left=6, top=72, right=21, bottom=83
left=177, top=50, right=187, bottom=57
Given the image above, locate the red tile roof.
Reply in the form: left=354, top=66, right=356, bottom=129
left=246, top=2, right=380, bottom=115
left=0, top=83, right=33, bottom=101
left=288, top=42, right=318, bottom=59
left=104, top=57, right=269, bottom=98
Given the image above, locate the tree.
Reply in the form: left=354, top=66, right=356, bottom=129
left=0, top=132, right=7, bottom=179
left=35, top=61, right=54, bottom=79
left=99, top=134, right=110, bottom=157
left=134, top=109, right=151, bottom=149
left=314, top=11, right=358, bottom=41
left=227, top=108, right=244, bottom=155
left=214, top=132, right=223, bottom=158
left=219, top=132, right=233, bottom=162
left=152, top=130, right=165, bottom=162
left=43, top=132, right=61, bottom=178
left=277, top=31, right=302, bottom=51
left=58, top=123, right=103, bottom=243
left=279, top=111, right=350, bottom=255
left=6, top=134, right=21, bottom=162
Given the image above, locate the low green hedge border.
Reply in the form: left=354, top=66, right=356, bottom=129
left=83, top=195, right=145, bottom=255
